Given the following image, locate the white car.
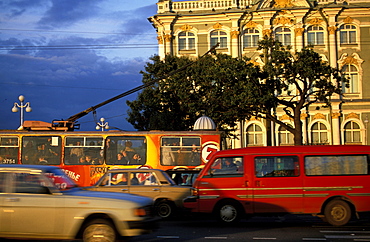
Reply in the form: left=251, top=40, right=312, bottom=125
left=0, top=165, right=158, bottom=242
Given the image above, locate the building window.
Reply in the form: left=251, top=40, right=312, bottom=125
left=342, top=64, right=359, bottom=93
left=307, top=25, right=324, bottom=45
left=178, top=31, right=195, bottom=50
left=246, top=123, right=263, bottom=146
left=243, top=28, right=260, bottom=48
left=340, top=24, right=357, bottom=44
left=210, top=30, right=227, bottom=48
left=278, top=125, right=294, bottom=145
left=275, top=27, right=291, bottom=46
left=311, top=122, right=328, bottom=145
left=344, top=121, right=361, bottom=144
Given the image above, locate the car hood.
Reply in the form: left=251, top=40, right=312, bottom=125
left=62, top=187, right=152, bottom=204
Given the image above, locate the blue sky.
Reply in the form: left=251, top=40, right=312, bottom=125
left=0, top=0, right=159, bottom=131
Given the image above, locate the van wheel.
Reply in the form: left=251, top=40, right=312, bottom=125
left=82, top=218, right=116, bottom=242
left=215, top=200, right=242, bottom=223
left=156, top=200, right=175, bottom=219
left=324, top=199, right=352, bottom=226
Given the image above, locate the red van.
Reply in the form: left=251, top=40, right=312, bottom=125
left=183, top=145, right=370, bottom=226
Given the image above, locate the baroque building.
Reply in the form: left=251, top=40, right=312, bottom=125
left=149, top=0, right=370, bottom=148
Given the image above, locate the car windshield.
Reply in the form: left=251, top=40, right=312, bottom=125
left=44, top=168, right=78, bottom=190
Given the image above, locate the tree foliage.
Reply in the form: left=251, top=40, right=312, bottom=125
left=126, top=37, right=346, bottom=145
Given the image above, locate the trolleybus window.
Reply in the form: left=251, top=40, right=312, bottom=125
left=161, top=136, right=201, bottom=166
left=65, top=136, right=103, bottom=165
left=0, top=136, right=18, bottom=164
left=255, top=156, right=299, bottom=177
left=305, top=155, right=369, bottom=176
left=22, top=136, right=61, bottom=165
left=105, top=136, right=146, bottom=165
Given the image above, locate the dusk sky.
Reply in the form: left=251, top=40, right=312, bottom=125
left=0, top=0, right=159, bottom=131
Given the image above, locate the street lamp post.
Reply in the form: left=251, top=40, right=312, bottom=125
left=96, top=117, right=109, bottom=131
left=12, top=95, right=32, bottom=127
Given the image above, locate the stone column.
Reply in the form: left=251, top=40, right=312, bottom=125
left=301, top=112, right=308, bottom=145
left=230, top=30, right=240, bottom=58
left=163, top=34, right=172, bottom=56
left=331, top=112, right=341, bottom=145
left=295, top=27, right=304, bottom=52
left=328, top=26, right=338, bottom=68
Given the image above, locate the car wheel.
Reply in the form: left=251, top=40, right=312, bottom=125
left=82, top=218, right=117, bottom=242
left=324, top=199, right=352, bottom=226
left=156, top=200, right=174, bottom=219
left=215, top=200, right=242, bottom=223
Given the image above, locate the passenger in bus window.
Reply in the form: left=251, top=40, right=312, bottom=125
left=85, top=155, right=93, bottom=164
left=22, top=155, right=31, bottom=164
left=79, top=156, right=88, bottom=165
left=190, top=144, right=200, bottom=163
left=132, top=153, right=142, bottom=165
left=70, top=142, right=84, bottom=157
left=124, top=141, right=135, bottom=152
left=116, top=152, right=128, bottom=165
left=38, top=156, right=48, bottom=164
left=162, top=144, right=174, bottom=165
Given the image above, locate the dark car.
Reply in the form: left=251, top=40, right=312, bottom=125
left=165, top=168, right=201, bottom=186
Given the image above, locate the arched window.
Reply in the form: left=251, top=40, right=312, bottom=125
left=275, top=27, right=291, bottom=46
left=311, top=122, right=328, bottom=145
left=178, top=31, right=195, bottom=50
left=243, top=28, right=260, bottom=48
left=342, top=64, right=359, bottom=93
left=278, top=125, right=294, bottom=145
left=340, top=24, right=357, bottom=44
left=246, top=123, right=263, bottom=146
left=210, top=30, right=227, bottom=48
left=344, top=121, right=361, bottom=144
left=307, top=25, right=324, bottom=45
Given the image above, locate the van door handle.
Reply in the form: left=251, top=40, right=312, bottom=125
left=121, top=189, right=128, bottom=191
left=152, top=188, right=160, bottom=191
left=5, top=198, right=19, bottom=202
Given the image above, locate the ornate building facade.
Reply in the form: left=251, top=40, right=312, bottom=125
left=149, top=0, right=370, bottom=148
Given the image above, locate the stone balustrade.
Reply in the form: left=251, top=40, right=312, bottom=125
left=156, top=0, right=369, bottom=13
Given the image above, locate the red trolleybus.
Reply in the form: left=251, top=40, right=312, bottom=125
left=184, top=145, right=370, bottom=226
left=0, top=129, right=222, bottom=186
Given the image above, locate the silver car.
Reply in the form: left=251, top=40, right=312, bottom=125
left=0, top=165, right=158, bottom=242
left=87, top=169, right=192, bottom=218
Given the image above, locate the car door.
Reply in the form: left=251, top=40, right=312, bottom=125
left=0, top=172, right=10, bottom=233
left=94, top=171, right=130, bottom=193
left=128, top=171, right=161, bottom=199
left=197, top=157, right=251, bottom=213
left=5, top=171, right=60, bottom=236
left=252, top=155, right=303, bottom=213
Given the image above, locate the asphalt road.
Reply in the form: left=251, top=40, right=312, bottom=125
left=132, top=213, right=370, bottom=242
left=2, top=213, right=369, bottom=241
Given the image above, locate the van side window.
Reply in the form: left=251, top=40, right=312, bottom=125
left=209, top=157, right=243, bottom=176
left=305, top=155, right=369, bottom=176
left=255, top=156, right=299, bottom=177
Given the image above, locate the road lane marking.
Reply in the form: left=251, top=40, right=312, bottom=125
left=253, top=238, right=277, bottom=240
left=205, top=237, right=228, bottom=239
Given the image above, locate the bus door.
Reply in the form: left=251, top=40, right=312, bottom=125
left=197, top=156, right=252, bottom=213
left=252, top=155, right=303, bottom=213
